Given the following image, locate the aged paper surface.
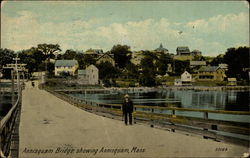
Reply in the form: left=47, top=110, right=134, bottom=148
left=1, top=1, right=249, bottom=158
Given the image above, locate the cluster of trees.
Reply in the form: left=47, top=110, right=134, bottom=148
left=1, top=44, right=249, bottom=86
left=0, top=44, right=61, bottom=76
left=100, top=45, right=182, bottom=86
left=0, top=48, right=15, bottom=69
left=211, top=46, right=249, bottom=81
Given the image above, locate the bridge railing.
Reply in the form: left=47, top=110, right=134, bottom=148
left=46, top=89, right=250, bottom=147
left=0, top=78, right=24, bottom=158
left=0, top=88, right=21, bottom=158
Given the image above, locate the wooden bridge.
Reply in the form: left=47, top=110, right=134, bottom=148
left=53, top=88, right=250, bottom=147
left=0, top=81, right=249, bottom=158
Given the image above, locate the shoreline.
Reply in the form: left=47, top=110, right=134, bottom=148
left=159, top=85, right=250, bottom=91
left=52, top=85, right=250, bottom=93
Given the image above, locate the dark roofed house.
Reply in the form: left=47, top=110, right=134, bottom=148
left=55, top=60, right=79, bottom=76
left=85, top=48, right=104, bottom=58
left=198, top=66, right=226, bottom=81
left=199, top=66, right=219, bottom=72
left=155, top=43, right=169, bottom=54
left=176, top=46, right=190, bottom=55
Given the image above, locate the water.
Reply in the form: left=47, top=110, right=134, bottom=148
left=70, top=90, right=249, bottom=111
left=0, top=95, right=16, bottom=117
left=0, top=83, right=17, bottom=117
left=69, top=90, right=250, bottom=122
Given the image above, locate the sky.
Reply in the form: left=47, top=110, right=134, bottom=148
left=1, top=1, right=249, bottom=56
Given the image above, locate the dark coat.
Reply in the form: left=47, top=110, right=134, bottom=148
left=122, top=100, right=134, bottom=114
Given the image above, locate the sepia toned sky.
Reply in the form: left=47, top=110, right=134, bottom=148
left=1, top=1, right=249, bottom=56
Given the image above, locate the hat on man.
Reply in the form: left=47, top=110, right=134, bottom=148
left=124, top=94, right=129, bottom=98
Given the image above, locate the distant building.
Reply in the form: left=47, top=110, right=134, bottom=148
left=218, top=63, right=228, bottom=71
left=174, top=46, right=194, bottom=61
left=155, top=43, right=169, bottom=54
left=198, top=66, right=226, bottom=81
left=176, top=46, right=190, bottom=56
left=2, top=64, right=28, bottom=79
left=181, top=71, right=192, bottom=85
left=190, top=61, right=206, bottom=68
left=174, top=71, right=192, bottom=86
left=227, top=78, right=237, bottom=86
left=96, top=53, right=115, bottom=66
left=85, top=48, right=104, bottom=57
left=78, top=65, right=99, bottom=85
left=55, top=60, right=79, bottom=76
left=191, top=50, right=202, bottom=56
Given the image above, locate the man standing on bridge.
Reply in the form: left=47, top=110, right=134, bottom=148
left=122, top=94, right=134, bottom=125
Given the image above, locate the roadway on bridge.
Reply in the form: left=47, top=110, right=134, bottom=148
left=19, top=81, right=248, bottom=158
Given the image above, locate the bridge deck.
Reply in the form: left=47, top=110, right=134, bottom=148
left=19, top=81, right=248, bottom=158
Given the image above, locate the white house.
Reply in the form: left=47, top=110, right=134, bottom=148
left=78, top=65, right=99, bottom=85
left=55, top=60, right=78, bottom=76
left=181, top=71, right=192, bottom=85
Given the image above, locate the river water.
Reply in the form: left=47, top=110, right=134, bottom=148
left=70, top=90, right=249, bottom=111
left=69, top=90, right=250, bottom=123
left=0, top=83, right=17, bottom=117
left=0, top=95, right=17, bottom=117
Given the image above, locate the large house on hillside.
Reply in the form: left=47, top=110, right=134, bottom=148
left=78, top=64, right=99, bottom=85
left=174, top=46, right=193, bottom=61
left=176, top=46, right=190, bottom=55
left=197, top=66, right=226, bottom=81
left=55, top=60, right=79, bottom=76
left=174, top=47, right=202, bottom=61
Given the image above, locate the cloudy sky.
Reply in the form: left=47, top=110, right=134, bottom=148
left=1, top=1, right=249, bottom=56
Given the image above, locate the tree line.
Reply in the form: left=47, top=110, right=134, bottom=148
left=0, top=44, right=249, bottom=86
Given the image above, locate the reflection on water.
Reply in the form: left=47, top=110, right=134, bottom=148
left=71, top=90, right=249, bottom=111
left=0, top=95, right=15, bottom=117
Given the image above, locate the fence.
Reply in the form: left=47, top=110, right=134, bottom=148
left=0, top=80, right=23, bottom=158
left=46, top=89, right=250, bottom=147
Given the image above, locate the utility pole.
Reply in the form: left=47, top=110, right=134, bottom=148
left=13, top=55, right=20, bottom=95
